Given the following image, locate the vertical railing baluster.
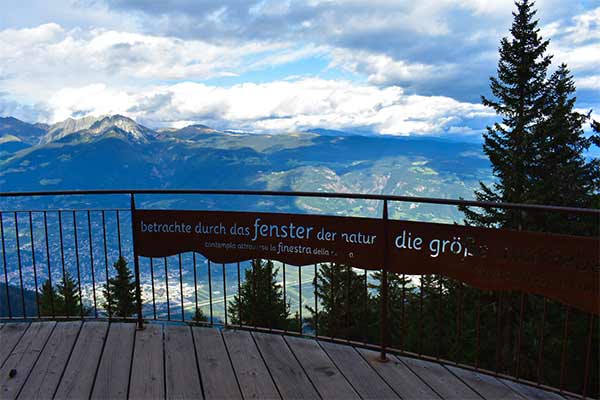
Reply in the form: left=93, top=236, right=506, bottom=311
left=43, top=211, right=54, bottom=317
left=582, top=314, right=594, bottom=398
left=514, top=292, right=526, bottom=378
left=559, top=305, right=570, bottom=391
left=345, top=264, right=350, bottom=342
left=298, top=265, right=302, bottom=334
left=314, top=263, right=318, bottom=337
left=475, top=291, right=482, bottom=370
left=495, top=292, right=503, bottom=373
left=59, top=210, right=68, bottom=317
left=129, top=195, right=143, bottom=329
left=192, top=253, right=198, bottom=322
left=363, top=268, right=368, bottom=344
left=179, top=253, right=184, bottom=321
left=29, top=212, right=40, bottom=319
left=330, top=263, right=335, bottom=339
left=87, top=211, right=98, bottom=318
left=437, top=275, right=443, bottom=359
left=14, top=212, right=26, bottom=318
left=150, top=257, right=156, bottom=319
left=102, top=210, right=111, bottom=319
left=400, top=273, right=406, bottom=352
left=536, top=297, right=547, bottom=385
left=252, top=260, right=256, bottom=328
left=164, top=257, right=170, bottom=321
left=222, top=263, right=227, bottom=327
left=282, top=263, right=287, bottom=333
left=455, top=283, right=463, bottom=364
left=116, top=210, right=122, bottom=257
left=0, top=212, right=11, bottom=318
left=379, top=199, right=389, bottom=361
left=419, top=275, right=424, bottom=355
left=73, top=211, right=84, bottom=318
left=237, top=261, right=242, bottom=326
left=208, top=260, right=213, bottom=325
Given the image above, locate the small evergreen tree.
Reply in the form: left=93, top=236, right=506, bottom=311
left=228, top=259, right=296, bottom=330
left=306, top=263, right=377, bottom=341
left=38, top=279, right=57, bottom=316
left=369, top=271, right=417, bottom=349
left=102, top=256, right=137, bottom=318
left=56, top=271, right=85, bottom=316
left=193, top=308, right=208, bottom=323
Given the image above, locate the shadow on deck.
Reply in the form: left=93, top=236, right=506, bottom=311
left=0, top=321, right=569, bottom=399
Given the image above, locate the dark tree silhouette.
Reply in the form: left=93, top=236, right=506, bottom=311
left=228, top=259, right=298, bottom=331
left=102, top=256, right=138, bottom=318
left=460, top=0, right=552, bottom=229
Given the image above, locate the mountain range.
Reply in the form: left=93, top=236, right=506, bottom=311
left=0, top=114, right=492, bottom=222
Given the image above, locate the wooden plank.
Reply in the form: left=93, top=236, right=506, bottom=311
left=319, top=340, right=399, bottom=399
left=129, top=324, right=164, bottom=400
left=90, top=322, right=136, bottom=400
left=500, top=378, right=567, bottom=400
left=164, top=325, right=203, bottom=399
left=445, top=364, right=524, bottom=399
left=18, top=321, right=82, bottom=400
left=400, top=356, right=482, bottom=400
left=253, top=332, right=319, bottom=399
left=356, top=348, right=441, bottom=400
left=285, top=336, right=359, bottom=400
left=222, top=329, right=280, bottom=399
left=54, top=321, right=108, bottom=400
left=192, top=326, right=242, bottom=400
left=0, top=322, right=55, bottom=399
left=0, top=323, right=29, bottom=367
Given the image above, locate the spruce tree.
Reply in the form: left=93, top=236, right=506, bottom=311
left=530, top=64, right=599, bottom=234
left=306, top=263, right=375, bottom=341
left=228, top=259, right=297, bottom=330
left=193, top=308, right=208, bottom=323
left=102, top=256, right=137, bottom=318
left=460, top=0, right=552, bottom=229
left=56, top=271, right=85, bottom=316
left=38, top=279, right=57, bottom=316
left=370, top=272, right=417, bottom=349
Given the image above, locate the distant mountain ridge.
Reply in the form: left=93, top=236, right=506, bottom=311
left=0, top=114, right=491, bottom=222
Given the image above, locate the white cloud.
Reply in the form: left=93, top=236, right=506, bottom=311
left=45, top=78, right=494, bottom=135
left=544, top=8, right=600, bottom=78
left=563, top=7, right=600, bottom=43
left=329, top=49, right=455, bottom=86
left=48, top=84, right=136, bottom=123
left=0, top=23, right=312, bottom=102
left=577, top=75, right=600, bottom=90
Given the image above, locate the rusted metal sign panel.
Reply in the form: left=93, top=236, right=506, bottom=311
left=387, top=220, right=599, bottom=315
left=133, top=209, right=599, bottom=314
left=133, top=210, right=384, bottom=267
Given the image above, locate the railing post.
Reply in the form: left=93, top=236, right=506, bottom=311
left=130, top=193, right=144, bottom=330
left=379, top=199, right=389, bottom=362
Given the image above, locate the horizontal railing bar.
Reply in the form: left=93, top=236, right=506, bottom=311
left=0, top=208, right=130, bottom=213
left=1, top=189, right=598, bottom=215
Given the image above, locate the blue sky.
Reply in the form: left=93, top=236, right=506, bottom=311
left=0, top=0, right=598, bottom=138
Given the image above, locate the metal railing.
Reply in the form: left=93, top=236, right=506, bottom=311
left=0, top=189, right=598, bottom=399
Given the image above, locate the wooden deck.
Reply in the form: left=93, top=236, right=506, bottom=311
left=0, top=321, right=569, bottom=400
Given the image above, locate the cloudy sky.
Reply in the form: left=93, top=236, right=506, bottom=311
left=0, top=0, right=598, bottom=138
